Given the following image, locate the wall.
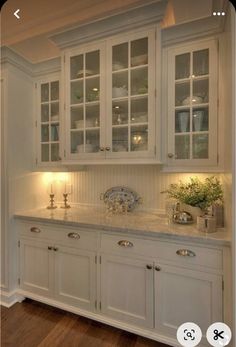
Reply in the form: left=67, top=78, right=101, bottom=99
left=35, top=167, right=217, bottom=213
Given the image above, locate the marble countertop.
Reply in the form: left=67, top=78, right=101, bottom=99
left=14, top=206, right=231, bottom=247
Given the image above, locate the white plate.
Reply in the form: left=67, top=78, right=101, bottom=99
left=101, top=186, right=141, bottom=211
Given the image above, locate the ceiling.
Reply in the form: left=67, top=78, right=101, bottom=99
left=1, top=0, right=217, bottom=63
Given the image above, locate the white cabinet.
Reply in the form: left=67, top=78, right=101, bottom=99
left=63, top=29, right=157, bottom=163
left=54, top=245, right=96, bottom=310
left=100, top=254, right=154, bottom=328
left=20, top=239, right=54, bottom=297
left=165, top=39, right=218, bottom=168
left=18, top=222, right=227, bottom=347
left=36, top=75, right=61, bottom=166
left=19, top=236, right=96, bottom=311
left=154, top=263, right=222, bottom=345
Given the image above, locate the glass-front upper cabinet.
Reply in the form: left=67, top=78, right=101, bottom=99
left=106, top=30, right=156, bottom=159
left=65, top=43, right=106, bottom=160
left=167, top=40, right=218, bottom=167
left=37, top=78, right=60, bottom=165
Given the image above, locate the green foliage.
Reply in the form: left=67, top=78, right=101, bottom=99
left=162, top=176, right=223, bottom=211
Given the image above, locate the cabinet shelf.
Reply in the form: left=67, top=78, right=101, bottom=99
left=70, top=74, right=100, bottom=82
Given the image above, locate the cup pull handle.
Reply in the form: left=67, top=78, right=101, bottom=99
left=176, top=249, right=196, bottom=257
left=68, top=232, right=80, bottom=239
left=118, top=240, right=133, bottom=248
left=30, top=227, right=41, bottom=233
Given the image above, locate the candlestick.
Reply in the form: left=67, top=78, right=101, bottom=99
left=61, top=193, right=71, bottom=209
left=47, top=194, right=57, bottom=209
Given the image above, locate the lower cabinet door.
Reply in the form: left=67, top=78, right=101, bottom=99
left=101, top=254, right=154, bottom=328
left=20, top=239, right=54, bottom=297
left=154, top=263, right=223, bottom=345
left=54, top=245, right=96, bottom=311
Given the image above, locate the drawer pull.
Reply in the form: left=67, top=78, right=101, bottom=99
left=118, top=240, right=133, bottom=248
left=53, top=247, right=58, bottom=252
left=30, top=227, right=41, bottom=233
left=176, top=249, right=196, bottom=257
left=68, top=232, right=80, bottom=239
left=48, top=246, right=53, bottom=250
left=146, top=264, right=153, bottom=270
left=155, top=266, right=161, bottom=271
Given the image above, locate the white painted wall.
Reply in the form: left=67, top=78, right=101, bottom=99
left=33, top=168, right=219, bottom=213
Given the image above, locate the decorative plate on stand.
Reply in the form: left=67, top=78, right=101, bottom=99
left=100, top=186, right=142, bottom=211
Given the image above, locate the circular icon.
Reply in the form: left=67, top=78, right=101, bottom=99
left=206, top=322, right=232, bottom=346
left=177, top=322, right=202, bottom=347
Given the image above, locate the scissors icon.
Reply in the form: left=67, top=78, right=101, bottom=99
left=213, top=329, right=224, bottom=340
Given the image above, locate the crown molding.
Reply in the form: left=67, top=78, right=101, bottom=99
left=162, top=0, right=228, bottom=47
left=32, top=57, right=61, bottom=77
left=0, top=46, right=33, bottom=75
left=49, top=0, right=167, bottom=49
left=0, top=46, right=60, bottom=77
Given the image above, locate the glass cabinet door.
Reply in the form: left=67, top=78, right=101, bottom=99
left=69, top=49, right=102, bottom=157
left=108, top=32, right=155, bottom=157
left=169, top=40, right=217, bottom=166
left=40, top=80, right=60, bottom=163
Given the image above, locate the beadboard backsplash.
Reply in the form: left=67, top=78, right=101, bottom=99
left=42, top=166, right=215, bottom=212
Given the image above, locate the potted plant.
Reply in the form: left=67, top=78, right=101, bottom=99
left=162, top=176, right=223, bottom=220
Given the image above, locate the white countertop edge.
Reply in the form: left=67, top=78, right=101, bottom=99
left=14, top=213, right=231, bottom=247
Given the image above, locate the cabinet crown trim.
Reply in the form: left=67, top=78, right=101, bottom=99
left=162, top=15, right=226, bottom=47
left=49, top=1, right=167, bottom=49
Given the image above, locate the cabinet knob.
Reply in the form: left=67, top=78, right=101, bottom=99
left=30, top=227, right=41, bottom=233
left=155, top=266, right=161, bottom=271
left=100, top=147, right=105, bottom=151
left=167, top=153, right=174, bottom=158
left=68, top=232, right=80, bottom=239
left=48, top=246, right=53, bottom=250
left=176, top=249, right=196, bottom=257
left=118, top=240, right=133, bottom=248
left=105, top=147, right=111, bottom=151
left=146, top=264, right=153, bottom=270
left=53, top=247, right=58, bottom=252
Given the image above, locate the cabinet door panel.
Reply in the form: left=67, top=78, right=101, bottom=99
left=37, top=77, right=60, bottom=167
left=54, top=246, right=96, bottom=311
left=167, top=40, right=218, bottom=167
left=155, top=264, right=222, bottom=345
left=20, top=239, right=54, bottom=297
left=66, top=43, right=106, bottom=160
left=106, top=30, right=156, bottom=159
left=101, top=254, right=154, bottom=328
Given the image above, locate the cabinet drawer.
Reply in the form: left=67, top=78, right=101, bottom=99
left=18, top=222, right=97, bottom=251
left=101, top=233, right=223, bottom=270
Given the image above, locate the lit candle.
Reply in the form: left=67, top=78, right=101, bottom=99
left=64, top=183, right=72, bottom=195
left=47, top=182, right=54, bottom=195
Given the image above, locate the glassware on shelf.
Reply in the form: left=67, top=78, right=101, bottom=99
left=193, top=108, right=208, bottom=132
left=175, top=111, right=190, bottom=133
left=131, top=125, right=148, bottom=151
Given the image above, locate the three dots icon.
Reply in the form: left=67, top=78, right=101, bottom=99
left=213, top=11, right=225, bottom=16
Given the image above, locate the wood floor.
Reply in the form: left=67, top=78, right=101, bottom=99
left=1, top=299, right=170, bottom=347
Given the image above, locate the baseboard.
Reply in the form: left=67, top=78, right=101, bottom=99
left=17, top=289, right=178, bottom=347
left=0, top=288, right=24, bottom=308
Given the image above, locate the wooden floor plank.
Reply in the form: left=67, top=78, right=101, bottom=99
left=1, top=299, right=170, bottom=347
